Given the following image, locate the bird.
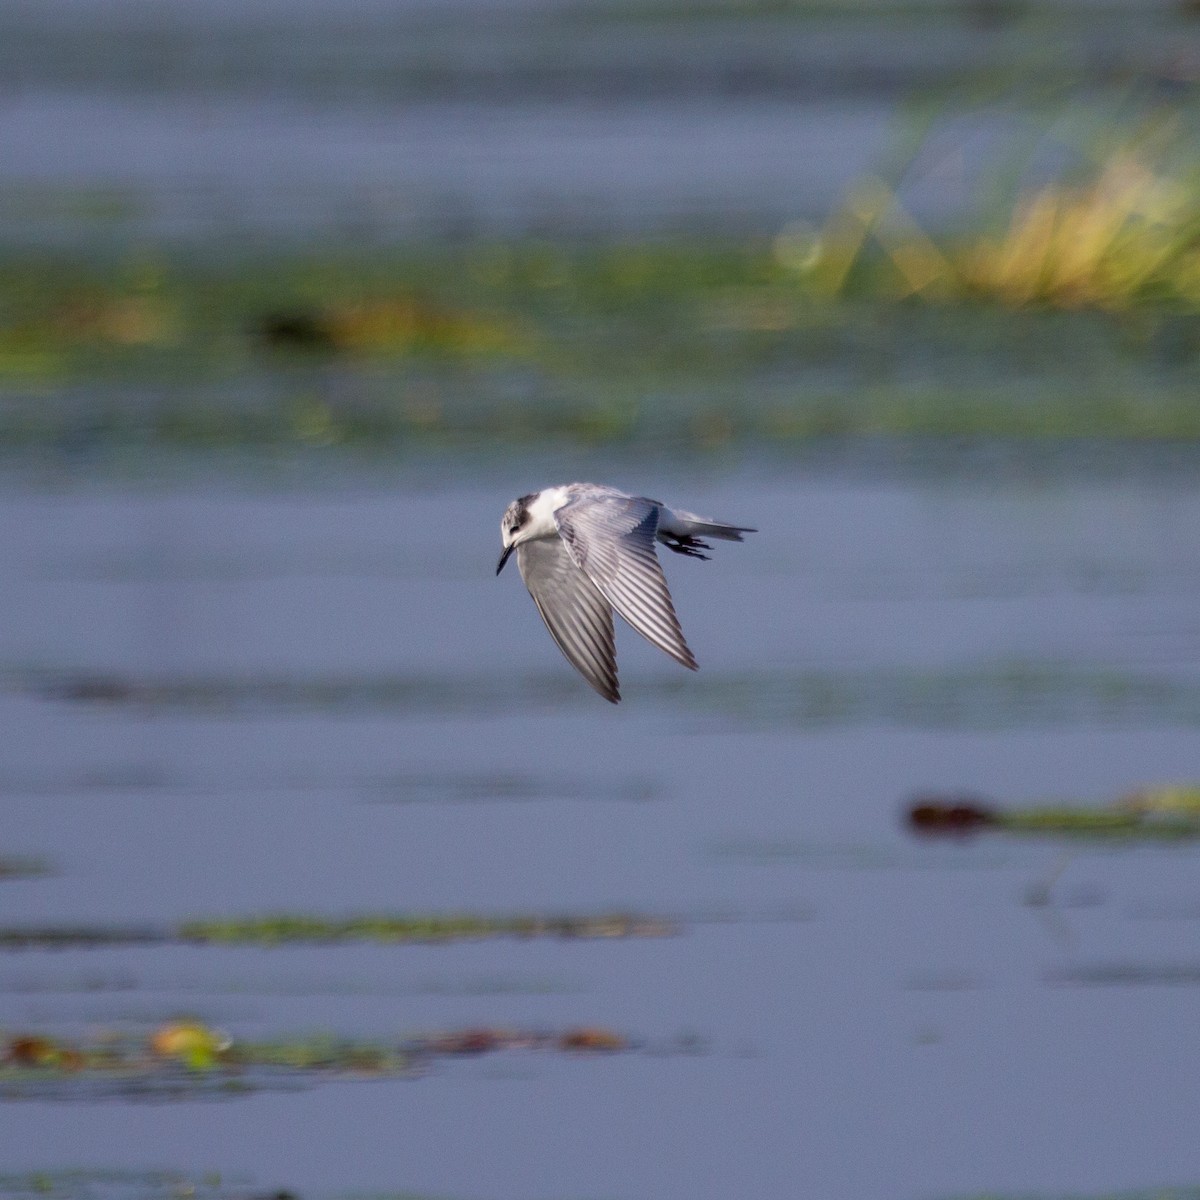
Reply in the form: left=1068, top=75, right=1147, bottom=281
left=496, top=483, right=754, bottom=703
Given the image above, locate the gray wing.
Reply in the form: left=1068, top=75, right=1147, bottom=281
left=555, top=493, right=698, bottom=671
left=517, top=537, right=619, bottom=703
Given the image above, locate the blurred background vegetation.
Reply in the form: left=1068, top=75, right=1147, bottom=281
left=1, top=0, right=1199, bottom=463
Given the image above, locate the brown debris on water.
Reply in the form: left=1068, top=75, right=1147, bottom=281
left=426, top=1028, right=507, bottom=1056
left=907, top=796, right=998, bottom=836
left=4, top=1034, right=84, bottom=1071
left=558, top=1027, right=628, bottom=1052
left=5, top=1035, right=60, bottom=1067
left=907, top=785, right=1200, bottom=841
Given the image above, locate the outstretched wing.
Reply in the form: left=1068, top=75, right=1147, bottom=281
left=517, top=537, right=619, bottom=703
left=554, top=492, right=697, bottom=671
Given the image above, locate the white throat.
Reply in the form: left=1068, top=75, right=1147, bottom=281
left=523, top=486, right=571, bottom=539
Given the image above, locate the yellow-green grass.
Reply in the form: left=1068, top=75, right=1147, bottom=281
left=798, top=134, right=1200, bottom=311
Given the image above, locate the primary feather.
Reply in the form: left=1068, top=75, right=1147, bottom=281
left=554, top=491, right=697, bottom=671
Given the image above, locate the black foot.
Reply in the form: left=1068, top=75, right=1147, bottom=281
left=661, top=534, right=711, bottom=560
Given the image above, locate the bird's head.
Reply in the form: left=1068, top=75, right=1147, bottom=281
left=496, top=494, right=535, bottom=574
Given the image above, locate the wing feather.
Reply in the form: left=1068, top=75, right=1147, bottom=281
left=517, top=537, right=619, bottom=703
left=555, top=493, right=698, bottom=671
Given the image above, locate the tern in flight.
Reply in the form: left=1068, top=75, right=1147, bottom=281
left=496, top=483, right=754, bottom=702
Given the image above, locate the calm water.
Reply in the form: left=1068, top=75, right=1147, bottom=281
left=1, top=0, right=1192, bottom=241
left=2, top=454, right=1200, bottom=1198
left=3, top=2, right=1200, bottom=1195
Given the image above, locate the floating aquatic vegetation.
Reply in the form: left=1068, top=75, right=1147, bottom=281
left=0, top=856, right=50, bottom=881
left=0, top=911, right=678, bottom=952
left=671, top=663, right=1200, bottom=731
left=23, top=661, right=1200, bottom=729
left=0, top=1168, right=465, bottom=1200
left=147, top=1021, right=232, bottom=1070
left=0, top=1171, right=261, bottom=1200
left=936, top=1190, right=1200, bottom=1200
left=177, top=911, right=678, bottom=946
left=1046, top=962, right=1200, bottom=987
left=0, top=926, right=167, bottom=951
left=11, top=1176, right=1192, bottom=1200
left=1117, top=784, right=1200, bottom=815
left=908, top=784, right=1200, bottom=841
left=0, top=1020, right=638, bottom=1100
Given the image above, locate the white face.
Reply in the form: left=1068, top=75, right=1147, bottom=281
left=502, top=492, right=542, bottom=544
left=496, top=496, right=533, bottom=574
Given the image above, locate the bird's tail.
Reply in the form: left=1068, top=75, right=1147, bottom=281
left=668, top=510, right=756, bottom=541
